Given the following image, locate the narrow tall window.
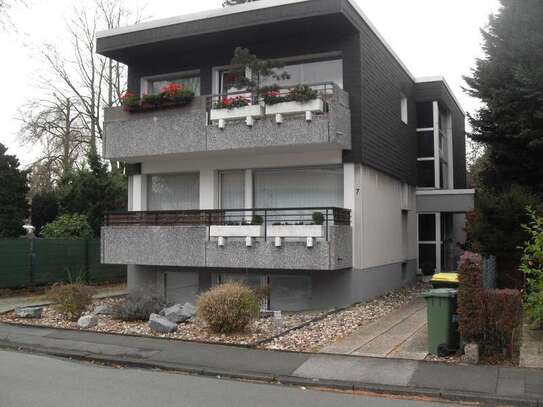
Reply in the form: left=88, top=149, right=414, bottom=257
left=400, top=93, right=408, bottom=124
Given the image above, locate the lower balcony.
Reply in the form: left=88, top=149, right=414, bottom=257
left=101, top=207, right=352, bottom=271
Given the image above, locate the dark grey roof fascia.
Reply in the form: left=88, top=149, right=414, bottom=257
left=415, top=76, right=465, bottom=116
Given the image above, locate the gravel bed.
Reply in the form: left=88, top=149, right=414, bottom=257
left=261, top=283, right=429, bottom=352
left=0, top=298, right=325, bottom=346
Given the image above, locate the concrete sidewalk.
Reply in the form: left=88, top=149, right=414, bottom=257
left=0, top=323, right=541, bottom=405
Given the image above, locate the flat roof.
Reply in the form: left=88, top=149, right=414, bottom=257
left=96, top=0, right=464, bottom=113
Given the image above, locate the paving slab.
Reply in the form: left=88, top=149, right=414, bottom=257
left=520, top=324, right=543, bottom=369
left=293, top=354, right=419, bottom=386
left=388, top=325, right=428, bottom=360
left=322, top=298, right=428, bottom=359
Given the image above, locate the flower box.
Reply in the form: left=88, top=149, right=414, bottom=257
left=267, top=225, right=324, bottom=238
left=265, top=99, right=323, bottom=116
left=210, top=105, right=263, bottom=121
left=209, top=225, right=264, bottom=238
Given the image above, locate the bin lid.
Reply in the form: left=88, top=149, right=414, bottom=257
left=431, top=273, right=459, bottom=283
left=423, top=288, right=457, bottom=298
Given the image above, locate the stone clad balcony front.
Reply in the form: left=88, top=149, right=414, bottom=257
left=101, top=207, right=352, bottom=271
left=103, top=83, right=351, bottom=161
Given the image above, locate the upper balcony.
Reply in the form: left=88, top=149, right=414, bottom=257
left=101, top=207, right=352, bottom=271
left=103, top=83, right=351, bottom=161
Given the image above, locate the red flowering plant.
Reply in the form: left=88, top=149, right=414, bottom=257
left=120, top=91, right=141, bottom=112
left=213, top=96, right=251, bottom=110
left=258, top=85, right=285, bottom=105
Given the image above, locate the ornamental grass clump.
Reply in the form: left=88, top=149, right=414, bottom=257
left=47, top=283, right=96, bottom=321
left=111, top=288, right=167, bottom=321
left=197, top=283, right=260, bottom=334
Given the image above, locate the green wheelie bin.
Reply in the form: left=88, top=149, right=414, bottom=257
left=424, top=288, right=460, bottom=356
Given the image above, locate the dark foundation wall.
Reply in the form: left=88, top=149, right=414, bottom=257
left=415, top=81, right=467, bottom=189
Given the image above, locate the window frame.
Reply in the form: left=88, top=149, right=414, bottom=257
left=140, top=69, right=201, bottom=97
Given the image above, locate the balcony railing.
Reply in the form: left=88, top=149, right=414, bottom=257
left=104, top=207, right=351, bottom=241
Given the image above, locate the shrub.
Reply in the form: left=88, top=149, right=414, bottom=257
left=458, top=251, right=523, bottom=357
left=197, top=283, right=260, bottom=334
left=41, top=213, right=93, bottom=239
left=520, top=208, right=543, bottom=327
left=31, top=191, right=59, bottom=236
left=213, top=96, right=250, bottom=110
left=251, top=215, right=263, bottom=225
left=312, top=211, right=324, bottom=225
left=457, top=251, right=485, bottom=342
left=47, top=283, right=96, bottom=321
left=286, top=84, right=318, bottom=103
left=465, top=186, right=541, bottom=288
left=111, top=288, right=166, bottom=321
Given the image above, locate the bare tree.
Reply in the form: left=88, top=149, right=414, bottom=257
left=0, top=0, right=26, bottom=30
left=18, top=94, right=87, bottom=187
left=39, top=0, right=141, bottom=156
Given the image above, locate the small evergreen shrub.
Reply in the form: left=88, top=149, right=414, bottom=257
left=47, top=283, right=96, bottom=321
left=312, top=211, right=324, bottom=225
left=111, top=288, right=166, bottom=321
left=286, top=84, right=318, bottom=103
left=41, top=214, right=93, bottom=239
left=520, top=208, right=543, bottom=327
left=197, top=283, right=260, bottom=334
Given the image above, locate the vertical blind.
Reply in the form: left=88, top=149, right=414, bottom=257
left=147, top=173, right=199, bottom=210
left=220, top=171, right=245, bottom=209
left=254, top=167, right=343, bottom=208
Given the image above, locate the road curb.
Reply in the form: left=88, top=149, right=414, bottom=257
left=0, top=339, right=539, bottom=407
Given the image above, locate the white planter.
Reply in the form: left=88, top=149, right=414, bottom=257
left=210, top=225, right=264, bottom=238
left=265, top=99, right=323, bottom=116
left=210, top=105, right=263, bottom=121
left=267, top=225, right=324, bottom=238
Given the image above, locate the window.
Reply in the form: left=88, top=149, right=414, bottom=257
left=417, top=160, right=435, bottom=188
left=417, top=131, right=434, bottom=157
left=253, top=167, right=343, bottom=209
left=147, top=173, right=199, bottom=210
left=145, top=72, right=201, bottom=96
left=220, top=171, right=245, bottom=210
left=400, top=93, right=408, bottom=124
left=260, top=59, right=343, bottom=89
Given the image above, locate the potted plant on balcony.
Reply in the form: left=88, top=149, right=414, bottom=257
left=267, top=211, right=325, bottom=239
left=119, top=84, right=195, bottom=113
left=209, top=96, right=262, bottom=121
left=265, top=84, right=323, bottom=117
left=120, top=91, right=141, bottom=113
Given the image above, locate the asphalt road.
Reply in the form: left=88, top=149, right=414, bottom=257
left=0, top=349, right=463, bottom=407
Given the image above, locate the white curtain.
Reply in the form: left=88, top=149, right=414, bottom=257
left=147, top=173, right=199, bottom=210
left=220, top=171, right=245, bottom=209
left=254, top=167, right=343, bottom=209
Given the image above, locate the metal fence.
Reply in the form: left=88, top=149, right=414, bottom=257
left=0, top=239, right=126, bottom=289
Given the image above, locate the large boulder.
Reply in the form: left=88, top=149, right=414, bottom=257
left=148, top=313, right=177, bottom=333
left=93, top=304, right=113, bottom=316
left=15, top=306, right=43, bottom=319
left=159, top=303, right=195, bottom=324
left=78, top=314, right=98, bottom=329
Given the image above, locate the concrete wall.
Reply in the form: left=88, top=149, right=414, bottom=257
left=104, top=87, right=351, bottom=161
left=102, top=225, right=352, bottom=271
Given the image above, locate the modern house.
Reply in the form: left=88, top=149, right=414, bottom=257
left=98, top=0, right=474, bottom=310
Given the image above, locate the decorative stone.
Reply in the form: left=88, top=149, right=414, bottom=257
left=463, top=343, right=479, bottom=364
left=148, top=313, right=177, bottom=333
left=78, top=315, right=98, bottom=329
left=94, top=304, right=113, bottom=315
left=181, top=302, right=196, bottom=317
left=160, top=303, right=196, bottom=323
left=15, top=306, right=43, bottom=319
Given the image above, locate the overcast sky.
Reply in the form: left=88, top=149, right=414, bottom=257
left=0, top=0, right=501, bottom=167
